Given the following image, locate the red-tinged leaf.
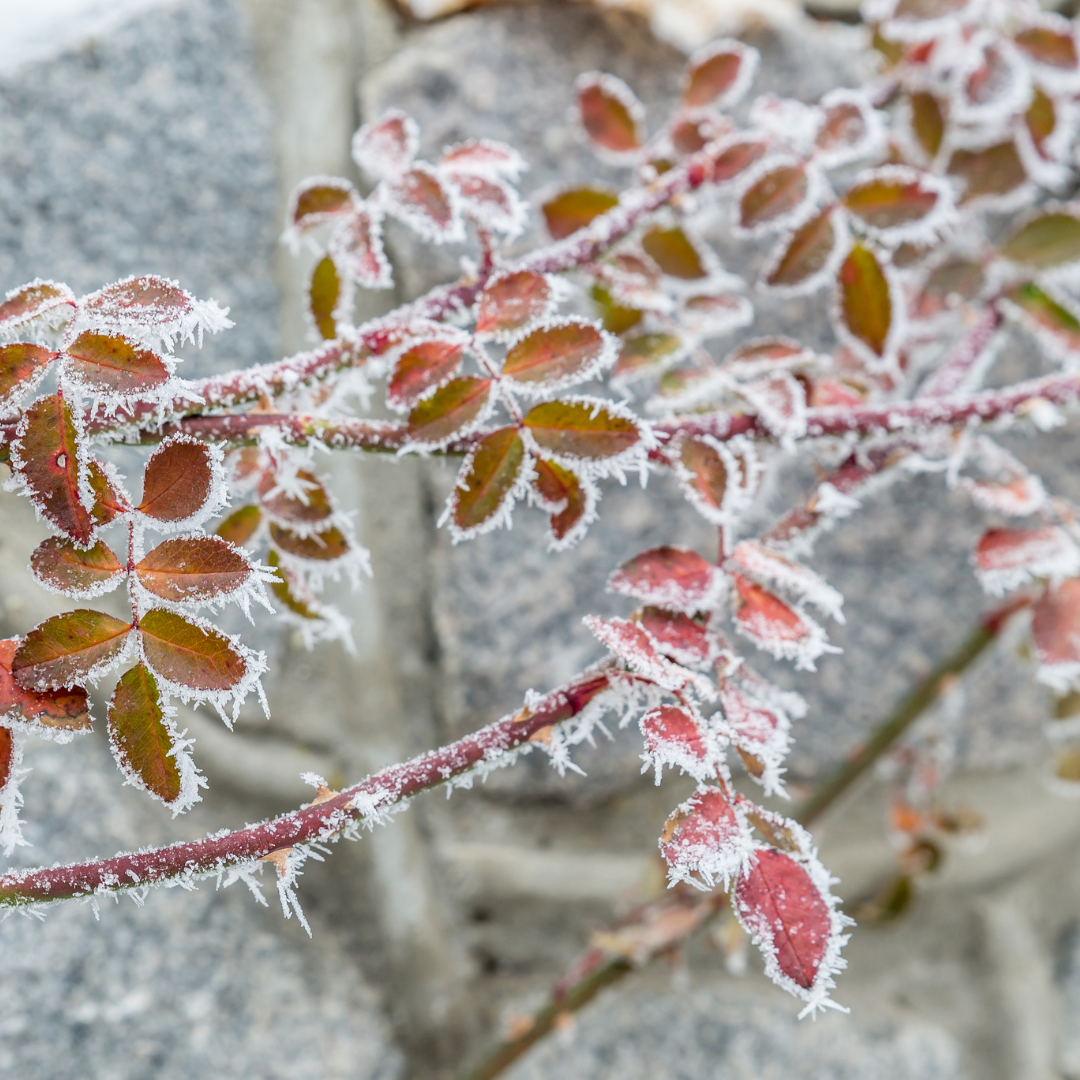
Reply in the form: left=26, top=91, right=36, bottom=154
left=734, top=848, right=832, bottom=990
left=309, top=256, right=340, bottom=340
left=909, top=92, right=945, bottom=159
left=710, top=139, right=767, bottom=184
left=810, top=377, right=865, bottom=408
left=642, top=705, right=708, bottom=761
left=816, top=97, right=870, bottom=157
left=388, top=339, right=464, bottom=408
left=590, top=284, right=642, bottom=335
left=64, top=331, right=169, bottom=394
left=682, top=42, right=752, bottom=109
left=0, top=343, right=56, bottom=411
left=842, top=171, right=940, bottom=231
left=13, top=609, right=131, bottom=691
left=722, top=683, right=783, bottom=745
left=974, top=527, right=1079, bottom=594
left=764, top=210, right=838, bottom=290
left=948, top=142, right=1027, bottom=203
left=614, top=333, right=683, bottom=380
left=88, top=459, right=128, bottom=526
left=0, top=727, right=11, bottom=791
left=216, top=504, right=262, bottom=547
left=139, top=609, right=245, bottom=691
left=14, top=393, right=93, bottom=545
left=439, top=139, right=523, bottom=178
left=1004, top=282, right=1080, bottom=353
left=837, top=244, right=892, bottom=358
left=0, top=639, right=91, bottom=733
left=108, top=663, right=182, bottom=803
left=739, top=165, right=809, bottom=231
left=727, top=338, right=809, bottom=370
left=407, top=376, right=491, bottom=445
left=476, top=271, right=551, bottom=336
left=289, top=179, right=355, bottom=228
left=136, top=537, right=251, bottom=603
left=30, top=537, right=124, bottom=596
left=1033, top=579, right=1080, bottom=668
left=610, top=546, right=721, bottom=613
left=642, top=227, right=706, bottom=279
left=451, top=426, right=525, bottom=534
left=269, top=522, right=350, bottom=562
left=639, top=607, right=712, bottom=665
left=965, top=475, right=1045, bottom=517
left=502, top=321, right=607, bottom=387
left=532, top=458, right=588, bottom=542
left=661, top=788, right=749, bottom=887
left=733, top=575, right=810, bottom=646
left=523, top=399, right=640, bottom=460
left=585, top=615, right=696, bottom=692
left=0, top=280, right=75, bottom=334
left=266, top=550, right=322, bottom=620
left=678, top=437, right=728, bottom=514
left=328, top=207, right=391, bottom=289
left=679, top=293, right=751, bottom=339
left=999, top=213, right=1080, bottom=269
left=541, top=187, right=619, bottom=240
left=80, top=276, right=195, bottom=329
left=386, top=165, right=460, bottom=240
left=138, top=438, right=213, bottom=522
left=450, top=173, right=520, bottom=230
left=576, top=73, right=642, bottom=155
left=670, top=117, right=708, bottom=156
left=740, top=371, right=807, bottom=439
left=1015, top=26, right=1078, bottom=69
left=351, top=110, right=418, bottom=179
left=257, top=469, right=333, bottom=525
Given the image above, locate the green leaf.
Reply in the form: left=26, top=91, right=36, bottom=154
left=136, top=537, right=251, bottom=603
left=64, top=332, right=169, bottom=394
left=407, top=376, right=491, bottom=445
left=13, top=609, right=131, bottom=691
left=837, top=244, right=891, bottom=357
left=909, top=92, right=945, bottom=158
left=502, top=321, right=607, bottom=387
left=642, top=227, right=706, bottom=279
left=523, top=400, right=640, bottom=460
left=88, top=459, right=128, bottom=526
left=614, top=333, right=683, bottom=380
left=139, top=609, right=245, bottom=691
left=738, top=165, right=808, bottom=231
left=14, top=392, right=93, bottom=546
left=138, top=438, right=213, bottom=522
left=998, top=212, right=1080, bottom=269
left=309, top=256, right=340, bottom=341
left=30, top=537, right=124, bottom=596
left=764, top=210, right=838, bottom=290
left=1026, top=87, right=1056, bottom=155
left=108, top=663, right=182, bottom=804
left=476, top=271, right=551, bottom=336
left=216, top=504, right=262, bottom=547
left=0, top=638, right=91, bottom=733
left=541, top=187, right=618, bottom=240
left=1004, top=281, right=1080, bottom=352
left=0, top=343, right=56, bottom=410
left=452, top=427, right=525, bottom=533
left=388, top=340, right=464, bottom=409
left=590, top=285, right=642, bottom=335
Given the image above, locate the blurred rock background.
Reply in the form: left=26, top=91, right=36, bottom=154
left=3, top=1, right=1080, bottom=1078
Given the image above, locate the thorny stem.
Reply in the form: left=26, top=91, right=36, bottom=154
left=453, top=595, right=1031, bottom=1080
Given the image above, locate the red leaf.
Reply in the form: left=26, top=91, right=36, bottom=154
left=523, top=399, right=640, bottom=460
left=734, top=848, right=832, bottom=990
left=439, top=139, right=523, bottom=177
left=815, top=95, right=871, bottom=159
left=722, top=683, right=784, bottom=750
left=837, top=244, right=892, bottom=358
left=388, top=339, right=464, bottom=409
left=476, top=271, right=551, bottom=336
left=352, top=110, right=417, bottom=179
left=639, top=607, right=712, bottom=665
left=677, top=437, right=728, bottom=516
left=451, top=426, right=525, bottom=534
left=541, top=187, right=619, bottom=240
left=138, top=437, right=213, bottom=522
left=108, top=663, right=182, bottom=803
left=975, top=527, right=1078, bottom=577
left=641, top=705, right=708, bottom=761
left=0, top=639, right=91, bottom=733
left=14, top=392, right=93, bottom=545
left=1032, top=579, right=1080, bottom=668
left=661, top=788, right=749, bottom=887
left=407, top=376, right=491, bottom=445
left=309, top=256, right=340, bottom=340
left=763, top=210, right=839, bottom=290
left=64, top=331, right=169, bottom=394
left=682, top=41, right=754, bottom=109
left=679, top=293, right=751, bottom=339
left=585, top=615, right=694, bottom=691
left=576, top=73, right=643, bottom=155
left=13, top=609, right=131, bottom=691
left=532, top=458, right=589, bottom=543
left=449, top=173, right=520, bottom=232
left=502, top=321, right=608, bottom=388
left=0, top=343, right=56, bottom=412
left=269, top=522, right=350, bottom=562
left=328, top=207, right=392, bottom=289
left=257, top=469, right=334, bottom=525
left=216, top=505, right=262, bottom=547
left=0, top=727, right=11, bottom=791
left=80, top=276, right=196, bottom=330
left=642, top=227, right=706, bottom=279
left=709, top=138, right=767, bottom=184
left=610, top=547, right=722, bottom=613
left=385, top=164, right=461, bottom=241
left=0, top=280, right=75, bottom=335
left=739, top=165, right=809, bottom=231
left=30, top=537, right=124, bottom=596
left=289, top=178, right=356, bottom=228
left=136, top=537, right=251, bottom=603
left=139, top=609, right=245, bottom=691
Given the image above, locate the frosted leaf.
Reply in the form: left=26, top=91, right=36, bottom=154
left=833, top=243, right=904, bottom=369
left=268, top=554, right=356, bottom=654
left=681, top=39, right=759, bottom=111
left=731, top=574, right=836, bottom=671
left=962, top=474, right=1046, bottom=516
left=351, top=110, right=419, bottom=180
left=813, top=89, right=885, bottom=169
left=1014, top=15, right=1080, bottom=95
left=444, top=171, right=526, bottom=237
left=749, top=95, right=822, bottom=156
left=639, top=607, right=717, bottom=668
left=575, top=72, right=645, bottom=161
left=672, top=433, right=762, bottom=529
left=328, top=207, right=393, bottom=290
left=282, top=176, right=358, bottom=251
left=973, top=526, right=1080, bottom=596
left=500, top=317, right=618, bottom=397
left=0, top=279, right=76, bottom=341
left=138, top=436, right=228, bottom=534
left=475, top=269, right=554, bottom=340
left=439, top=138, right=526, bottom=181
left=735, top=158, right=823, bottom=239
left=677, top=292, right=753, bottom=341
left=723, top=337, right=818, bottom=381
left=868, top=0, right=972, bottom=43
left=444, top=427, right=532, bottom=543
left=0, top=638, right=93, bottom=743
left=660, top=787, right=754, bottom=890
left=609, top=546, right=727, bottom=615
left=381, top=163, right=465, bottom=245
left=841, top=165, right=955, bottom=246
left=732, top=843, right=851, bottom=1018
left=727, top=540, right=845, bottom=623
left=600, top=251, right=671, bottom=314
left=719, top=682, right=791, bottom=797
left=761, top=209, right=849, bottom=297
left=639, top=704, right=721, bottom=784
left=738, top=370, right=808, bottom=441
left=951, top=33, right=1032, bottom=128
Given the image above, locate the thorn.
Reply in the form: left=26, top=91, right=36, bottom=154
left=528, top=724, right=554, bottom=744
left=310, top=784, right=340, bottom=806
left=260, top=847, right=293, bottom=876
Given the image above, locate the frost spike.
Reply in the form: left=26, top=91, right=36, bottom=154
left=13, top=609, right=132, bottom=691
